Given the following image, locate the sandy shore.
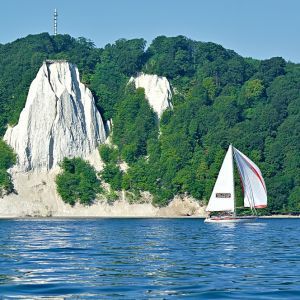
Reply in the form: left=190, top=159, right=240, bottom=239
left=0, top=170, right=206, bottom=218
left=260, top=215, right=300, bottom=218
left=1, top=212, right=299, bottom=220
left=0, top=215, right=206, bottom=219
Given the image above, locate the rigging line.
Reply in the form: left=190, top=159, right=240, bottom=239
left=241, top=162, right=255, bottom=210
left=233, top=149, right=255, bottom=213
left=242, top=163, right=258, bottom=215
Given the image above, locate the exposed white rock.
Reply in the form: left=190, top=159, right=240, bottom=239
left=129, top=73, right=172, bottom=118
left=119, top=161, right=129, bottom=172
left=4, top=61, right=106, bottom=172
left=159, top=196, right=205, bottom=217
left=0, top=171, right=205, bottom=218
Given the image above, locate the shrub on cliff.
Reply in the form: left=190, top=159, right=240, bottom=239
left=0, top=140, right=16, bottom=197
left=98, top=144, right=119, bottom=164
left=56, top=157, right=102, bottom=206
left=100, top=163, right=123, bottom=191
left=0, top=140, right=16, bottom=169
left=0, top=170, right=14, bottom=197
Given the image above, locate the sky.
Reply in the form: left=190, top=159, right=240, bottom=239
left=1, top=0, right=300, bottom=62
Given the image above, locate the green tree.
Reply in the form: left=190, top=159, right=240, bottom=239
left=112, top=87, right=158, bottom=163
left=56, top=158, right=102, bottom=205
left=100, top=163, right=123, bottom=191
left=258, top=57, right=286, bottom=85
left=238, top=79, right=264, bottom=106
left=0, top=140, right=16, bottom=196
left=0, top=140, right=16, bottom=169
left=144, top=35, right=194, bottom=78
left=98, top=144, right=119, bottom=164
left=288, top=186, right=300, bottom=213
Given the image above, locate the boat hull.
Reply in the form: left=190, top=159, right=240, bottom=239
left=204, top=216, right=257, bottom=223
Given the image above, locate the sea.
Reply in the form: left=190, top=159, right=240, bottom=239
left=0, top=218, right=300, bottom=299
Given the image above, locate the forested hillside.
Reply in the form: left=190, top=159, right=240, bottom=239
left=0, top=33, right=299, bottom=212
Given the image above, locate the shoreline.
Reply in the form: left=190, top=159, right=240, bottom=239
left=1, top=215, right=300, bottom=220
left=0, top=216, right=205, bottom=220
left=259, top=215, right=300, bottom=218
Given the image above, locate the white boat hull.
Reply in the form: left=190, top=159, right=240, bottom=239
left=204, top=216, right=257, bottom=223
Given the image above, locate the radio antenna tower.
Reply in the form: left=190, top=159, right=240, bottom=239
left=54, top=8, right=58, bottom=35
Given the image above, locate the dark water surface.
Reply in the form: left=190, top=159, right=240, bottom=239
left=0, top=218, right=300, bottom=299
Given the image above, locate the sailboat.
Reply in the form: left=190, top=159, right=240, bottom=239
left=204, top=145, right=267, bottom=223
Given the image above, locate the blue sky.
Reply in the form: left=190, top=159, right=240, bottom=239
left=1, top=0, right=300, bottom=62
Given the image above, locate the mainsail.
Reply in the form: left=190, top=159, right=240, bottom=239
left=206, top=145, right=235, bottom=212
left=233, top=147, right=267, bottom=209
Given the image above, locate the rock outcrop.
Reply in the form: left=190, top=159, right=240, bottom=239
left=0, top=63, right=205, bottom=218
left=4, top=61, right=106, bottom=172
left=129, top=73, right=172, bottom=118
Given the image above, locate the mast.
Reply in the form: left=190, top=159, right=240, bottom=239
left=230, top=144, right=236, bottom=216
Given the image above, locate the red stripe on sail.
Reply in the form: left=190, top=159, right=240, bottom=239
left=255, top=204, right=267, bottom=208
left=242, top=156, right=266, bottom=192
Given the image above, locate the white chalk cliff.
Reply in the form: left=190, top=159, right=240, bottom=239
left=129, top=73, right=172, bottom=118
left=0, top=63, right=205, bottom=218
left=4, top=61, right=106, bottom=172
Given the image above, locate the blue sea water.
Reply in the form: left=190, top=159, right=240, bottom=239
left=0, top=218, right=300, bottom=299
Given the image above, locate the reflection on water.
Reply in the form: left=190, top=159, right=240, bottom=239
left=0, top=218, right=300, bottom=299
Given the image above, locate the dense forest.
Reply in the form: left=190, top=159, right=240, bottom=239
left=0, top=33, right=299, bottom=213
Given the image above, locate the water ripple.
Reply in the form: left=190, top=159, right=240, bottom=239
left=1, top=218, right=300, bottom=298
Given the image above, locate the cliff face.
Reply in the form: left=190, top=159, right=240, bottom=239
left=129, top=73, right=172, bottom=118
left=0, top=62, right=204, bottom=217
left=4, top=61, right=106, bottom=172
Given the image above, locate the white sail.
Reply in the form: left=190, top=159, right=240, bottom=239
left=233, top=148, right=267, bottom=209
left=206, top=145, right=235, bottom=212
